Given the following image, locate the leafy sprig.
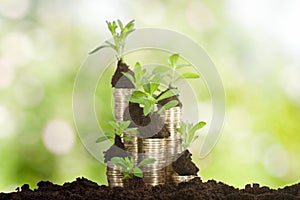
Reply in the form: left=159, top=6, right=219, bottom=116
left=89, top=20, right=135, bottom=59
left=177, top=121, right=206, bottom=150
left=111, top=156, right=156, bottom=179
left=152, top=54, right=200, bottom=87
left=122, top=62, right=151, bottom=89
left=128, top=82, right=179, bottom=116
left=96, top=120, right=138, bottom=143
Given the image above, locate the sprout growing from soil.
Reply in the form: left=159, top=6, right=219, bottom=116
left=96, top=120, right=138, bottom=143
left=177, top=121, right=206, bottom=150
left=122, top=62, right=151, bottom=89
left=111, top=156, right=156, bottom=179
left=128, top=82, right=179, bottom=116
left=89, top=19, right=135, bottom=59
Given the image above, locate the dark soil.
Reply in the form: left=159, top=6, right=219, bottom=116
left=123, top=102, right=150, bottom=128
left=124, top=103, right=170, bottom=138
left=2, top=177, right=299, bottom=200
left=111, top=59, right=135, bottom=88
left=157, top=87, right=182, bottom=108
left=104, top=135, right=128, bottom=163
left=172, top=150, right=199, bottom=175
left=123, top=177, right=146, bottom=190
left=137, top=113, right=170, bottom=138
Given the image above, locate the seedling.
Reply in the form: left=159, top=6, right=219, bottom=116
left=152, top=54, right=200, bottom=87
left=128, top=82, right=180, bottom=116
left=96, top=120, right=138, bottom=143
left=177, top=121, right=206, bottom=150
left=89, top=19, right=135, bottom=59
left=111, top=156, right=156, bottom=179
left=122, top=62, right=151, bottom=89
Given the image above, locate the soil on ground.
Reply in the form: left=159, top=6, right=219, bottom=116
left=172, top=150, right=199, bottom=175
left=1, top=177, right=299, bottom=200
left=111, top=60, right=135, bottom=88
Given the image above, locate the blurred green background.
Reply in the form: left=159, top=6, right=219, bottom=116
left=0, top=0, right=300, bottom=192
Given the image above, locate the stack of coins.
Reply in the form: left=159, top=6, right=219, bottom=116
left=139, top=138, right=167, bottom=186
left=165, top=137, right=179, bottom=184
left=164, top=107, right=181, bottom=137
left=106, top=161, right=124, bottom=187
left=113, top=88, right=134, bottom=122
left=123, top=132, right=139, bottom=165
left=164, top=106, right=183, bottom=184
left=172, top=174, right=197, bottom=185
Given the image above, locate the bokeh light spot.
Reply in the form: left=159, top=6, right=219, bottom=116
left=42, top=119, right=75, bottom=155
left=185, top=1, right=215, bottom=32
left=0, top=0, right=31, bottom=19
left=13, top=75, right=45, bottom=107
left=0, top=104, right=16, bottom=138
left=263, top=144, right=289, bottom=177
left=0, top=57, right=15, bottom=88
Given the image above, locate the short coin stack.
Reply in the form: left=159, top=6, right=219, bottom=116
left=106, top=161, right=124, bottom=187
left=139, top=138, right=167, bottom=186
left=172, top=174, right=196, bottom=185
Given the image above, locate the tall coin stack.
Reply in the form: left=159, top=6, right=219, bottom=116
left=139, top=138, right=167, bottom=186
left=163, top=106, right=183, bottom=184
left=107, top=88, right=134, bottom=187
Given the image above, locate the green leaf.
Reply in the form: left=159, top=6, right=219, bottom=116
left=138, top=158, right=156, bottom=167
left=123, top=136, right=133, bottom=141
left=111, top=157, right=126, bottom=169
left=128, top=96, right=145, bottom=104
left=120, top=120, right=131, bottom=129
left=196, top=121, right=206, bottom=129
left=168, top=54, right=179, bottom=68
left=123, top=172, right=130, bottom=179
left=124, top=20, right=135, bottom=31
left=108, top=121, right=119, bottom=130
left=143, top=102, right=152, bottom=116
left=158, top=100, right=179, bottom=114
left=117, top=19, right=124, bottom=30
left=152, top=66, right=170, bottom=74
left=149, top=82, right=160, bottom=95
left=182, top=73, right=200, bottom=79
left=89, top=45, right=110, bottom=54
left=191, top=121, right=206, bottom=133
left=131, top=90, right=148, bottom=97
left=106, top=21, right=117, bottom=35
left=143, top=83, right=151, bottom=94
left=96, top=136, right=107, bottom=143
left=125, top=128, right=138, bottom=134
left=156, top=89, right=179, bottom=102
left=132, top=167, right=143, bottom=178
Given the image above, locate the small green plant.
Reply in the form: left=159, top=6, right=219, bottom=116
left=111, top=156, right=156, bottom=179
left=96, top=120, right=138, bottom=143
left=177, top=121, right=206, bottom=150
left=122, top=62, right=150, bottom=89
left=152, top=54, right=200, bottom=87
left=128, top=82, right=179, bottom=116
left=89, top=19, right=135, bottom=59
